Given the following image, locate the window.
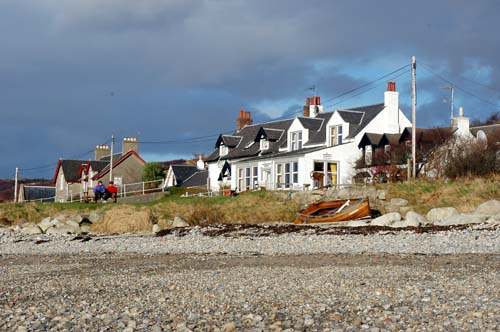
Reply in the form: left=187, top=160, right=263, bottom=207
left=290, top=131, right=302, bottom=151
left=329, top=125, right=343, bottom=146
left=238, top=168, right=243, bottom=191
left=284, top=163, right=291, bottom=188
left=245, top=167, right=251, bottom=190
left=219, top=145, right=228, bottom=156
left=292, top=162, right=299, bottom=184
left=275, top=161, right=298, bottom=189
left=252, top=167, right=258, bottom=189
left=276, top=164, right=283, bottom=189
left=260, top=139, right=269, bottom=151
left=365, top=146, right=373, bottom=165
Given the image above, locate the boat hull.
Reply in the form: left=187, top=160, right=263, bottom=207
left=294, top=198, right=371, bottom=224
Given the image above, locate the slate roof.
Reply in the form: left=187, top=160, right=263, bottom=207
left=99, top=152, right=123, bottom=162
left=88, top=160, right=109, bottom=173
left=206, top=119, right=294, bottom=162
left=180, top=170, right=208, bottom=188
left=297, top=117, right=324, bottom=131
left=303, top=112, right=334, bottom=146
left=170, top=165, right=199, bottom=185
left=22, top=186, right=55, bottom=202
left=59, top=160, right=89, bottom=182
left=207, top=102, right=386, bottom=161
left=338, top=103, right=386, bottom=139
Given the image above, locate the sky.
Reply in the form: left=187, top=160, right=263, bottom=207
left=1, top=0, right=499, bottom=179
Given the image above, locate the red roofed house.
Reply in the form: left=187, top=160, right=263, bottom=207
left=52, top=137, right=146, bottom=202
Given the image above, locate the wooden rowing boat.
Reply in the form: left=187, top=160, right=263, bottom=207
left=294, top=198, right=371, bottom=224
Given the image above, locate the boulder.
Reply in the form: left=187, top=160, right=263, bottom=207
left=88, top=210, right=105, bottom=223
left=172, top=216, right=189, bottom=228
left=377, top=190, right=387, bottom=200
left=20, top=223, right=42, bottom=235
left=434, top=214, right=487, bottom=226
left=390, top=220, right=411, bottom=228
left=370, top=212, right=401, bottom=226
left=80, top=224, right=91, bottom=233
left=390, top=198, right=408, bottom=206
left=426, top=207, right=459, bottom=223
left=347, top=219, right=369, bottom=227
left=486, top=214, right=500, bottom=223
left=152, top=224, right=160, bottom=233
left=38, top=217, right=56, bottom=232
left=475, top=200, right=500, bottom=216
left=405, top=211, right=429, bottom=225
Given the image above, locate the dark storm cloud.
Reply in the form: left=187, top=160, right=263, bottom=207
left=1, top=0, right=499, bottom=177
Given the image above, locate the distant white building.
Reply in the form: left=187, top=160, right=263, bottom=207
left=206, top=82, right=412, bottom=192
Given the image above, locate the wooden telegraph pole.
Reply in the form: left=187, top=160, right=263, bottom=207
left=411, top=56, right=417, bottom=179
left=110, top=134, right=114, bottom=182
left=14, top=167, right=19, bottom=202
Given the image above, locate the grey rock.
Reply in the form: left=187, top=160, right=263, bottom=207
left=390, top=198, right=408, bottom=206
left=376, top=190, right=387, bottom=200
left=475, top=200, right=500, bottom=216
left=435, top=214, right=487, bottom=226
left=172, top=216, right=189, bottom=228
left=370, top=212, right=401, bottom=226
left=20, top=223, right=42, bottom=235
left=347, top=220, right=369, bottom=227
left=405, top=211, right=428, bottom=226
left=426, top=207, right=459, bottom=223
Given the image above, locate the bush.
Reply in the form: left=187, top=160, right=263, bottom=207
left=142, top=162, right=165, bottom=183
left=444, top=140, right=499, bottom=178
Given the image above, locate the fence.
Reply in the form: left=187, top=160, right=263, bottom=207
left=17, top=179, right=165, bottom=203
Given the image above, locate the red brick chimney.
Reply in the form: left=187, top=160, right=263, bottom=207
left=303, top=96, right=322, bottom=117
left=237, top=110, right=253, bottom=130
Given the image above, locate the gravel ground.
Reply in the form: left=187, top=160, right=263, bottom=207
left=1, top=227, right=499, bottom=331
left=0, top=226, right=499, bottom=256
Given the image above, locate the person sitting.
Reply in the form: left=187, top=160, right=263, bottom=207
left=93, top=181, right=106, bottom=202
left=105, top=181, right=118, bottom=203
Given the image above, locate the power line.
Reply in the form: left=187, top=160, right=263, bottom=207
left=420, top=63, right=500, bottom=112
left=324, top=68, right=411, bottom=108
left=320, top=64, right=410, bottom=105
left=460, top=75, right=500, bottom=94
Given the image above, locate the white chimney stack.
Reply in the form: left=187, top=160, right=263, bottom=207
left=384, top=82, right=400, bottom=133
left=452, top=106, right=473, bottom=139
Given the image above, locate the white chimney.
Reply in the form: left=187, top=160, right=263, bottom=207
left=452, top=106, right=473, bottom=139
left=384, top=82, right=400, bottom=133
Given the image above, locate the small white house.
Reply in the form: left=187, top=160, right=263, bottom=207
left=206, top=82, right=412, bottom=192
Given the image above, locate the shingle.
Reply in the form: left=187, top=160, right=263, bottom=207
left=171, top=165, right=199, bottom=185
left=60, top=160, right=88, bottom=182
left=343, top=103, right=385, bottom=138
left=304, top=112, right=333, bottom=146
left=22, top=186, right=55, bottom=202
left=180, top=170, right=208, bottom=188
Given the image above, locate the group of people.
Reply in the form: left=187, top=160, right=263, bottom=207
left=93, top=181, right=118, bottom=203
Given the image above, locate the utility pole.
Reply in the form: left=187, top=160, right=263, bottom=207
left=442, top=84, right=455, bottom=123
left=411, top=56, right=417, bottom=179
left=14, top=167, right=18, bottom=203
left=110, top=134, right=114, bottom=182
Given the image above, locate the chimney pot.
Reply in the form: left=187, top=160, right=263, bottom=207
left=387, top=82, right=396, bottom=92
left=316, top=96, right=321, bottom=105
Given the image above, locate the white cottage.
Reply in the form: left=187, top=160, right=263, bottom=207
left=206, top=82, right=412, bottom=192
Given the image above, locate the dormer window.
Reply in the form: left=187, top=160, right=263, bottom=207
left=260, top=138, right=269, bottom=151
left=329, top=125, right=343, bottom=146
left=219, top=144, right=228, bottom=157
left=290, top=131, right=302, bottom=151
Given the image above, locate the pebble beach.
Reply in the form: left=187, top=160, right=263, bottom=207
left=1, top=226, right=499, bottom=331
